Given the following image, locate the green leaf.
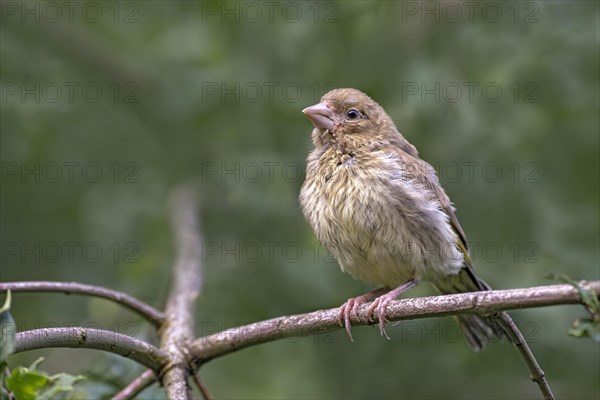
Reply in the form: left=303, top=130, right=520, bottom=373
left=0, top=290, right=16, bottom=364
left=28, top=358, right=45, bottom=372
left=568, top=318, right=600, bottom=342
left=6, top=366, right=49, bottom=399
left=0, top=290, right=11, bottom=313
left=37, top=373, right=86, bottom=400
left=547, top=273, right=600, bottom=340
left=5, top=358, right=86, bottom=400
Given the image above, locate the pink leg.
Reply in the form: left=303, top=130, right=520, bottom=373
left=367, top=279, right=418, bottom=339
left=339, top=287, right=391, bottom=341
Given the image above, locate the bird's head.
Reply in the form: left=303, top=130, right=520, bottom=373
left=302, top=88, right=397, bottom=147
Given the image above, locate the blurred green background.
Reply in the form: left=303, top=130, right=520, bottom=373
left=1, top=1, right=599, bottom=398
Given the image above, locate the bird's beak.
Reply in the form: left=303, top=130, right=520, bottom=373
left=302, top=102, right=335, bottom=131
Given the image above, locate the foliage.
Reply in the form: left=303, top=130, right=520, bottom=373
left=547, top=274, right=600, bottom=342
left=4, top=358, right=86, bottom=400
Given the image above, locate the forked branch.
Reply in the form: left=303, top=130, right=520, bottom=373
left=190, top=281, right=600, bottom=362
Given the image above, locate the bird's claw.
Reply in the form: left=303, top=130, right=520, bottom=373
left=368, top=297, right=393, bottom=339
left=338, top=300, right=355, bottom=341
left=338, top=295, right=370, bottom=341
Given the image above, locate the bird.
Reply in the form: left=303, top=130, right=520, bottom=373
left=299, top=88, right=504, bottom=350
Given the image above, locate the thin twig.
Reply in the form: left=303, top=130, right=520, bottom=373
left=112, top=369, right=156, bottom=400
left=159, top=186, right=205, bottom=400
left=497, top=312, right=554, bottom=400
left=191, top=373, right=213, bottom=400
left=190, top=281, right=600, bottom=362
left=0, top=281, right=164, bottom=326
left=13, top=328, right=167, bottom=371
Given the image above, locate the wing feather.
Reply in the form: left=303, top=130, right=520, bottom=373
left=388, top=138, right=487, bottom=290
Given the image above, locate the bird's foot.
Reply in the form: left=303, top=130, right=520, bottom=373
left=338, top=287, right=391, bottom=341
left=367, top=280, right=418, bottom=340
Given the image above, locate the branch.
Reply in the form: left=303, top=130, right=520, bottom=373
left=0, top=281, right=164, bottom=326
left=190, top=373, right=213, bottom=400
left=112, top=369, right=156, bottom=400
left=497, top=312, right=554, bottom=399
left=13, top=328, right=167, bottom=371
left=159, top=186, right=205, bottom=400
left=191, top=281, right=600, bottom=362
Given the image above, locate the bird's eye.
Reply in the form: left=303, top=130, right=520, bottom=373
left=346, top=109, right=360, bottom=120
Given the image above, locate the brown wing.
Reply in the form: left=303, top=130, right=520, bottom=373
left=418, top=160, right=468, bottom=249
left=389, top=140, right=489, bottom=290
left=417, top=157, right=491, bottom=290
left=418, top=155, right=492, bottom=290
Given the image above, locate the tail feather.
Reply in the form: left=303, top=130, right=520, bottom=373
left=433, top=268, right=505, bottom=351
